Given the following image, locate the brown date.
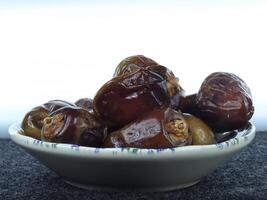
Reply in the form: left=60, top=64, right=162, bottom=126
left=42, top=106, right=107, bottom=147
left=21, top=106, right=49, bottom=140
left=113, top=55, right=159, bottom=77
left=195, top=72, right=254, bottom=132
left=93, top=55, right=183, bottom=128
left=21, top=100, right=75, bottom=139
left=114, top=55, right=183, bottom=109
left=103, top=108, right=192, bottom=149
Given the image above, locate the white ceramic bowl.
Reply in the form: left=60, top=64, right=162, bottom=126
left=9, top=122, right=256, bottom=192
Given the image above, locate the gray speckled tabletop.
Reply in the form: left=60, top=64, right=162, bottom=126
left=0, top=132, right=266, bottom=200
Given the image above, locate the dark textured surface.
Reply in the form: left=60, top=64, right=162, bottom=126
left=0, top=132, right=266, bottom=200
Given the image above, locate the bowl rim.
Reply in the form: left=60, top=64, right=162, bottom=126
left=9, top=122, right=256, bottom=160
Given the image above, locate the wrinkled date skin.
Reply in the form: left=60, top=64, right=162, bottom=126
left=183, top=113, right=215, bottom=145
left=42, top=106, right=107, bottom=147
left=195, top=72, right=254, bottom=132
left=21, top=106, right=49, bottom=140
left=113, top=55, right=159, bottom=77
left=43, top=100, right=76, bottom=113
left=114, top=55, right=183, bottom=109
left=103, top=108, right=192, bottom=149
left=22, top=100, right=76, bottom=139
left=93, top=55, right=183, bottom=128
left=75, top=98, right=93, bottom=112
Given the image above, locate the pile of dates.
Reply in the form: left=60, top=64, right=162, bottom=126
left=21, top=55, right=254, bottom=149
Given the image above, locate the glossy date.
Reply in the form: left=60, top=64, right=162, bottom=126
left=93, top=55, right=183, bottom=128
left=42, top=106, right=107, bottom=147
left=103, top=108, right=192, bottom=148
left=185, top=72, right=254, bottom=132
left=21, top=100, right=76, bottom=139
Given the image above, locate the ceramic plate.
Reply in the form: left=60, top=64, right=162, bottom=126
left=9, top=122, right=256, bottom=192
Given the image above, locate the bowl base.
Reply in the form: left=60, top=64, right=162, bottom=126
left=65, top=179, right=201, bottom=192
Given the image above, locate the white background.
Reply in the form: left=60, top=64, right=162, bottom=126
left=1, top=1, right=267, bottom=138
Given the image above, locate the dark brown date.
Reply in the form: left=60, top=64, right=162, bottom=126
left=103, top=108, right=192, bottom=149
left=21, top=106, right=49, bottom=140
left=42, top=106, right=107, bottom=147
left=21, top=100, right=75, bottom=139
left=113, top=55, right=159, bottom=77
left=195, top=72, right=254, bottom=132
left=114, top=55, right=183, bottom=108
left=93, top=55, right=183, bottom=128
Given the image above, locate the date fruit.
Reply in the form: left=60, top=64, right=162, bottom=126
left=183, top=113, right=215, bottom=145
left=22, top=100, right=75, bottom=139
left=195, top=72, right=254, bottom=132
left=42, top=106, right=107, bottom=147
left=93, top=55, right=183, bottom=128
left=103, top=108, right=191, bottom=149
left=113, top=55, right=159, bottom=77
